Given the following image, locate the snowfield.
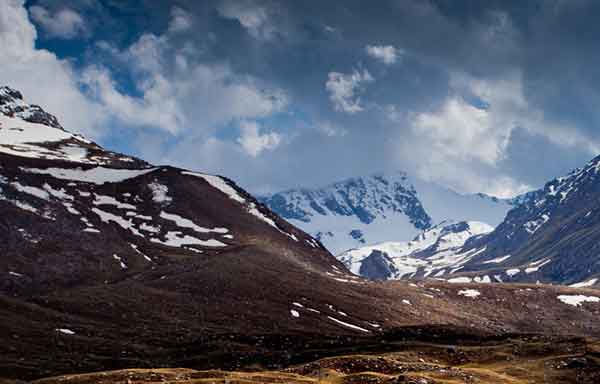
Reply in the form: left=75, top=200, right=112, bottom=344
left=338, top=221, right=493, bottom=280
left=22, top=166, right=157, bottom=185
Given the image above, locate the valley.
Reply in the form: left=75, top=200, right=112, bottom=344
left=2, top=87, right=600, bottom=383
left=14, top=334, right=600, bottom=383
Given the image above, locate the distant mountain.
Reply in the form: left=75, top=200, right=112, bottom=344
left=260, top=173, right=514, bottom=254
left=339, top=221, right=493, bottom=280
left=342, top=155, right=600, bottom=288
left=426, top=155, right=600, bottom=288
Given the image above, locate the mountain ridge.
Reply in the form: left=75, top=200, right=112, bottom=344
left=260, top=172, right=517, bottom=254
left=339, top=220, right=493, bottom=280
left=341, top=155, right=600, bottom=288
left=2, top=86, right=600, bottom=381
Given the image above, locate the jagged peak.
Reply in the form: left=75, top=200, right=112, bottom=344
left=265, top=171, right=411, bottom=198
left=518, top=153, right=600, bottom=210
left=0, top=86, right=24, bottom=100
left=0, top=86, right=147, bottom=168
left=0, top=85, right=63, bottom=129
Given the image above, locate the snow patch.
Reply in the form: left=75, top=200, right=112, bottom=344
left=113, top=254, right=127, bottom=269
left=131, top=244, right=152, bottom=262
left=473, top=275, right=491, bottom=283
left=10, top=182, right=49, bottom=200
left=570, top=278, right=598, bottom=288
left=524, top=214, right=550, bottom=234
left=55, top=328, right=75, bottom=335
left=483, top=255, right=511, bottom=264
left=160, top=211, right=229, bottom=234
left=22, top=166, right=156, bottom=185
left=525, top=259, right=551, bottom=274
left=458, top=289, right=481, bottom=298
left=43, top=184, right=73, bottom=200
left=327, top=316, right=370, bottom=333
left=94, top=194, right=136, bottom=210
left=92, top=208, right=143, bottom=237
left=183, top=171, right=245, bottom=203
left=447, top=277, right=472, bottom=283
left=557, top=295, right=600, bottom=307
left=151, top=231, right=227, bottom=248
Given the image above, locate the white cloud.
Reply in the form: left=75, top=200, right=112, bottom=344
left=412, top=97, right=509, bottom=166
left=216, top=0, right=276, bottom=40
left=1, top=0, right=37, bottom=56
left=406, top=73, right=520, bottom=195
left=81, top=65, right=185, bottom=134
left=450, top=72, right=600, bottom=155
left=237, top=120, right=282, bottom=157
left=1, top=0, right=289, bottom=150
left=403, top=70, right=600, bottom=197
left=29, top=5, right=86, bottom=39
left=92, top=30, right=288, bottom=136
left=325, top=69, right=373, bottom=114
left=412, top=153, right=532, bottom=198
left=365, top=45, right=402, bottom=65
left=0, top=0, right=102, bottom=138
left=168, top=6, right=192, bottom=33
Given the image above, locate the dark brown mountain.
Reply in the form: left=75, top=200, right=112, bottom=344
left=2, top=86, right=600, bottom=382
left=418, top=156, right=600, bottom=288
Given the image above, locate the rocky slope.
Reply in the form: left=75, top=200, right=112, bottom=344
left=390, top=155, right=600, bottom=288
left=260, top=173, right=513, bottom=254
left=2, top=86, right=600, bottom=381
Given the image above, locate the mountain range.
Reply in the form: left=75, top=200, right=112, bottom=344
left=3, top=86, right=600, bottom=382
left=260, top=173, right=515, bottom=254
left=327, top=163, right=600, bottom=288
left=260, top=132, right=600, bottom=289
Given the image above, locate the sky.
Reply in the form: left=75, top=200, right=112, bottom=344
left=2, top=0, right=600, bottom=198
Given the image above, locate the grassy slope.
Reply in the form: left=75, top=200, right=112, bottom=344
left=20, top=337, right=600, bottom=384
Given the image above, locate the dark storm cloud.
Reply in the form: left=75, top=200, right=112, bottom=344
left=21, top=0, right=600, bottom=196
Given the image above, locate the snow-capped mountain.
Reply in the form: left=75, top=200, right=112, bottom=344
left=260, top=173, right=514, bottom=254
left=376, top=155, right=600, bottom=288
left=339, top=221, right=493, bottom=280
left=0, top=87, right=144, bottom=167
left=4, top=86, right=600, bottom=379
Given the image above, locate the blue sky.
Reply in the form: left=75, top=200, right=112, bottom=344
left=2, top=0, right=600, bottom=197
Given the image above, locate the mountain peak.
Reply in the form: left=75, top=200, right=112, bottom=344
left=261, top=171, right=513, bottom=254
left=0, top=86, right=62, bottom=130
left=260, top=172, right=433, bottom=253
left=0, top=86, right=23, bottom=100
left=0, top=86, right=146, bottom=168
